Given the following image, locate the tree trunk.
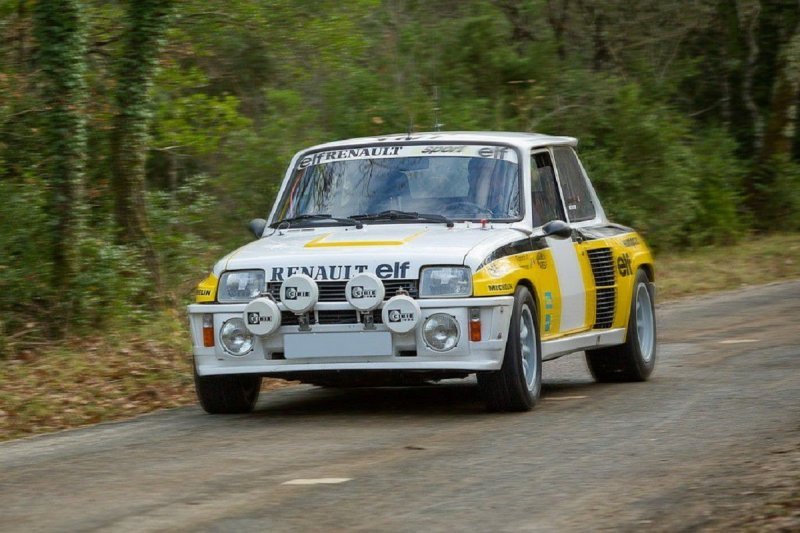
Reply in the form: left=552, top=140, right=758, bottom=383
left=737, top=0, right=764, bottom=153
left=545, top=0, right=570, bottom=61
left=33, top=0, right=87, bottom=334
left=110, top=0, right=173, bottom=294
left=748, top=14, right=800, bottom=221
left=760, top=31, right=800, bottom=160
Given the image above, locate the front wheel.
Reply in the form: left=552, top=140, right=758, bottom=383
left=585, top=269, right=657, bottom=382
left=477, top=286, right=542, bottom=412
left=194, top=366, right=262, bottom=414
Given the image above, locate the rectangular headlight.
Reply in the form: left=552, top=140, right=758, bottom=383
left=217, top=270, right=265, bottom=302
left=419, top=266, right=472, bottom=298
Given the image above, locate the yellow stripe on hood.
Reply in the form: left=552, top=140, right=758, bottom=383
left=304, top=230, right=427, bottom=248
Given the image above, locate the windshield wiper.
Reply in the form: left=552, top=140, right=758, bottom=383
left=351, top=210, right=454, bottom=228
left=270, top=213, right=363, bottom=229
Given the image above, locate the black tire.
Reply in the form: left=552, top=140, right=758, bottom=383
left=194, top=366, right=262, bottom=414
left=477, top=286, right=542, bottom=412
left=586, top=269, right=657, bottom=382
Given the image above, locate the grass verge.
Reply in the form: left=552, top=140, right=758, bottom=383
left=655, top=233, right=800, bottom=299
left=2, top=233, right=799, bottom=441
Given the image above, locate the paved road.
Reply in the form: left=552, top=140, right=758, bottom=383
left=2, top=282, right=799, bottom=532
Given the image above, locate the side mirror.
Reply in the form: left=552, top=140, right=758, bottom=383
left=541, top=219, right=572, bottom=239
left=248, top=218, right=267, bottom=239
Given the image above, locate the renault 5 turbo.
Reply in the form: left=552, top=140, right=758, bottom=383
left=187, top=132, right=656, bottom=413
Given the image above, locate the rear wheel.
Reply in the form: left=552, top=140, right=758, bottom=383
left=585, top=269, right=656, bottom=382
left=478, top=286, right=542, bottom=412
left=194, top=366, right=262, bottom=414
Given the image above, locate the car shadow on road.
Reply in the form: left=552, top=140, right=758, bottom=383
left=247, top=377, right=600, bottom=418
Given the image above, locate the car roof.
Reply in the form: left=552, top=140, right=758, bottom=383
left=302, top=131, right=578, bottom=152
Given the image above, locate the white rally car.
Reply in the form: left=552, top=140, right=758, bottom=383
left=188, top=132, right=656, bottom=413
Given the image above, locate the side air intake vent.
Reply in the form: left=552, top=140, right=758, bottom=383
left=587, top=247, right=616, bottom=329
left=587, top=248, right=615, bottom=286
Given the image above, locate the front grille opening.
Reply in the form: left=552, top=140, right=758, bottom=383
left=280, top=309, right=382, bottom=326
left=281, top=311, right=313, bottom=326
left=398, top=350, right=417, bottom=357
left=267, top=279, right=418, bottom=303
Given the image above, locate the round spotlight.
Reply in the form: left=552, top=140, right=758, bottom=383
left=382, top=294, right=421, bottom=333
left=345, top=272, right=385, bottom=312
left=422, top=313, right=460, bottom=352
left=220, top=317, right=254, bottom=356
left=243, top=297, right=282, bottom=336
left=280, top=274, right=319, bottom=314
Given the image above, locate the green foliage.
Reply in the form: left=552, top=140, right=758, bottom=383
left=756, top=155, right=800, bottom=231
left=687, top=130, right=746, bottom=245
left=146, top=174, right=223, bottom=294
left=1, top=0, right=800, bottom=347
left=0, top=180, right=52, bottom=329
left=156, top=93, right=250, bottom=156
left=70, top=237, right=150, bottom=327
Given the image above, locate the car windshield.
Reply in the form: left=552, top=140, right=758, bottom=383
left=273, top=144, right=520, bottom=224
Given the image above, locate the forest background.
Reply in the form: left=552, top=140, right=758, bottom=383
left=1, top=0, right=799, bottom=370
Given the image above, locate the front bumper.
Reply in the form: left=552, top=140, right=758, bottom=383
left=187, top=297, right=514, bottom=376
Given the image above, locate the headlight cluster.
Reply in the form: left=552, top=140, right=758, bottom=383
left=419, top=266, right=472, bottom=298
left=422, top=313, right=460, bottom=351
left=218, top=270, right=265, bottom=303
left=220, top=317, right=254, bottom=356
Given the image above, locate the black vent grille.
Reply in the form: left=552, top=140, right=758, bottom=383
left=587, top=247, right=616, bottom=329
left=267, top=279, right=417, bottom=303
left=280, top=309, right=382, bottom=326
left=587, top=248, right=615, bottom=287
left=594, top=287, right=616, bottom=329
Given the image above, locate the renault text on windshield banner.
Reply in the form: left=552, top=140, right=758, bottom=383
left=297, top=144, right=518, bottom=169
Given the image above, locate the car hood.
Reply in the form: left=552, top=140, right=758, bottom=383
left=220, top=224, right=524, bottom=282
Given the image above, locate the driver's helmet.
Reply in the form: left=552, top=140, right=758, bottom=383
left=367, top=169, right=410, bottom=211
left=467, top=158, right=514, bottom=217
left=467, top=158, right=493, bottom=188
left=467, top=158, right=496, bottom=206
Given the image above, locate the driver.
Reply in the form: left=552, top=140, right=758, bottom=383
left=467, top=158, right=508, bottom=217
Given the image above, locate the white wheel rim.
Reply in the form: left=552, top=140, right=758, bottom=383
left=635, top=283, right=655, bottom=363
left=519, top=306, right=538, bottom=390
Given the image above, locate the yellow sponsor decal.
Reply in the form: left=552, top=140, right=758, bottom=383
left=486, top=282, right=513, bottom=292
left=472, top=249, right=563, bottom=340
left=577, top=232, right=655, bottom=332
left=535, top=251, right=549, bottom=269
left=195, top=273, right=218, bottom=303
left=304, top=230, right=427, bottom=248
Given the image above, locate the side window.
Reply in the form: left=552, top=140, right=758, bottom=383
left=530, top=151, right=565, bottom=227
left=552, top=147, right=596, bottom=222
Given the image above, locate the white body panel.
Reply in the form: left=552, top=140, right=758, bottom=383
left=189, top=297, right=514, bottom=375
left=223, top=224, right=503, bottom=280
left=545, top=236, right=587, bottom=332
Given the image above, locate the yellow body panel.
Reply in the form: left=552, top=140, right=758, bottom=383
left=472, top=230, right=654, bottom=342
left=195, top=274, right=219, bottom=303
left=597, top=233, right=654, bottom=331
left=473, top=249, right=564, bottom=339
